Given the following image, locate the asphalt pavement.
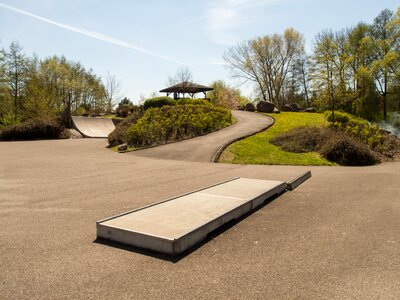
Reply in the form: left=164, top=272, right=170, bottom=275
left=1, top=113, right=399, bottom=299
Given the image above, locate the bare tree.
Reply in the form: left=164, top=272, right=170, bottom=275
left=224, top=28, right=305, bottom=108
left=104, top=72, right=122, bottom=113
left=167, top=66, right=193, bottom=99
left=167, top=66, right=193, bottom=86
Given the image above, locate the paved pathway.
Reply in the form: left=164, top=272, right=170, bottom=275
left=131, top=110, right=273, bottom=162
left=1, top=117, right=400, bottom=298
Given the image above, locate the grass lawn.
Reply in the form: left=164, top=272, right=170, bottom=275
left=219, top=112, right=335, bottom=166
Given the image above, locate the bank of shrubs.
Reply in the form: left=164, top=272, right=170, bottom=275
left=270, top=127, right=379, bottom=166
left=126, top=105, right=232, bottom=147
left=325, top=111, right=383, bottom=149
left=270, top=111, right=400, bottom=165
left=108, top=109, right=145, bottom=147
left=0, top=117, right=65, bottom=141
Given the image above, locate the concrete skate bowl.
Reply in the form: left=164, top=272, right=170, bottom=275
left=72, top=116, right=115, bottom=138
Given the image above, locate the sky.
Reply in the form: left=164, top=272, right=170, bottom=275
left=0, top=0, right=399, bottom=103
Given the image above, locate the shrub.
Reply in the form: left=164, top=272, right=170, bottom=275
left=325, top=111, right=383, bottom=149
left=270, top=126, right=379, bottom=166
left=270, top=127, right=330, bottom=153
left=325, top=111, right=349, bottom=123
left=320, top=135, right=379, bottom=166
left=0, top=117, right=64, bottom=140
left=108, top=109, right=145, bottom=147
left=116, top=104, right=143, bottom=118
left=143, top=96, right=175, bottom=110
left=127, top=105, right=232, bottom=147
left=176, top=98, right=211, bottom=106
left=0, top=112, right=21, bottom=129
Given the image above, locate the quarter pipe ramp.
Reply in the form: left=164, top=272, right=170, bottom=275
left=72, top=116, right=115, bottom=138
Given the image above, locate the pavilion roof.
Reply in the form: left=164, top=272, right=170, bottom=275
left=159, top=82, right=214, bottom=94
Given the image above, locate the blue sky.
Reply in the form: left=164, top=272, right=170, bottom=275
left=0, top=0, right=398, bottom=103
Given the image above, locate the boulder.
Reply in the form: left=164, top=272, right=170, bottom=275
left=289, top=103, right=302, bottom=112
left=304, top=107, right=316, bottom=113
left=282, top=104, right=293, bottom=112
left=257, top=101, right=275, bottom=113
left=273, top=107, right=281, bottom=114
left=65, top=129, right=83, bottom=139
left=244, top=103, right=256, bottom=112
left=118, top=143, right=128, bottom=152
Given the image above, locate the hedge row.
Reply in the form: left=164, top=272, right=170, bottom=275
left=143, top=97, right=212, bottom=110
left=127, top=105, right=232, bottom=147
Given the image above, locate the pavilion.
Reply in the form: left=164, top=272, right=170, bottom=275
left=159, top=81, right=214, bottom=99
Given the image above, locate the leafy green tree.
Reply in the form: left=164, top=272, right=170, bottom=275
left=0, top=48, right=11, bottom=119
left=370, top=9, right=399, bottom=120
left=5, top=41, right=28, bottom=119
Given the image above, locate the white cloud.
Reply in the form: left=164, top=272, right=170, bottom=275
left=205, top=0, right=278, bottom=45
left=0, top=2, right=184, bottom=65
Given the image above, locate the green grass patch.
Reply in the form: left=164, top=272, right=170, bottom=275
left=219, top=112, right=334, bottom=165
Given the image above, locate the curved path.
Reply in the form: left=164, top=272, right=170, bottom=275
left=131, top=110, right=273, bottom=162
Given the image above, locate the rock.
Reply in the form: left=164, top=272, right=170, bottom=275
left=257, top=101, right=275, bottom=113
left=118, top=143, right=128, bottom=151
left=304, top=107, right=316, bottom=113
left=289, top=103, right=302, bottom=112
left=244, top=103, right=256, bottom=112
left=65, top=129, right=83, bottom=139
left=273, top=107, right=281, bottom=114
left=282, top=104, right=293, bottom=112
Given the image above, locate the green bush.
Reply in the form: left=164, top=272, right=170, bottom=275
left=176, top=98, right=211, bottom=106
left=127, top=105, right=232, bottom=147
left=0, top=117, right=64, bottom=140
left=325, top=111, right=383, bottom=149
left=320, top=135, right=379, bottom=166
left=143, top=96, right=175, bottom=110
left=0, top=112, right=21, bottom=129
left=108, top=109, right=145, bottom=147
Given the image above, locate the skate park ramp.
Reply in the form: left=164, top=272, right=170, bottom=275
left=72, top=116, right=115, bottom=138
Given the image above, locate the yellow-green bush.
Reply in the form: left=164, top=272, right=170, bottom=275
left=176, top=98, right=211, bottom=106
left=143, top=96, right=175, bottom=110
left=127, top=105, right=232, bottom=147
left=325, top=111, right=383, bottom=149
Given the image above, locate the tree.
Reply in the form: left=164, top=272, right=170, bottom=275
left=166, top=66, right=193, bottom=99
left=347, top=23, right=379, bottom=119
left=370, top=9, right=398, bottom=120
left=224, top=28, right=305, bottom=108
left=5, top=41, right=28, bottom=118
left=0, top=47, right=11, bottom=118
left=167, top=66, right=193, bottom=85
left=104, top=72, right=122, bottom=113
left=312, top=30, right=354, bottom=117
left=208, top=80, right=248, bottom=109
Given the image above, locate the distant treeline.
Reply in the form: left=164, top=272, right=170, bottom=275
left=0, top=42, right=117, bottom=126
left=225, top=7, right=400, bottom=121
